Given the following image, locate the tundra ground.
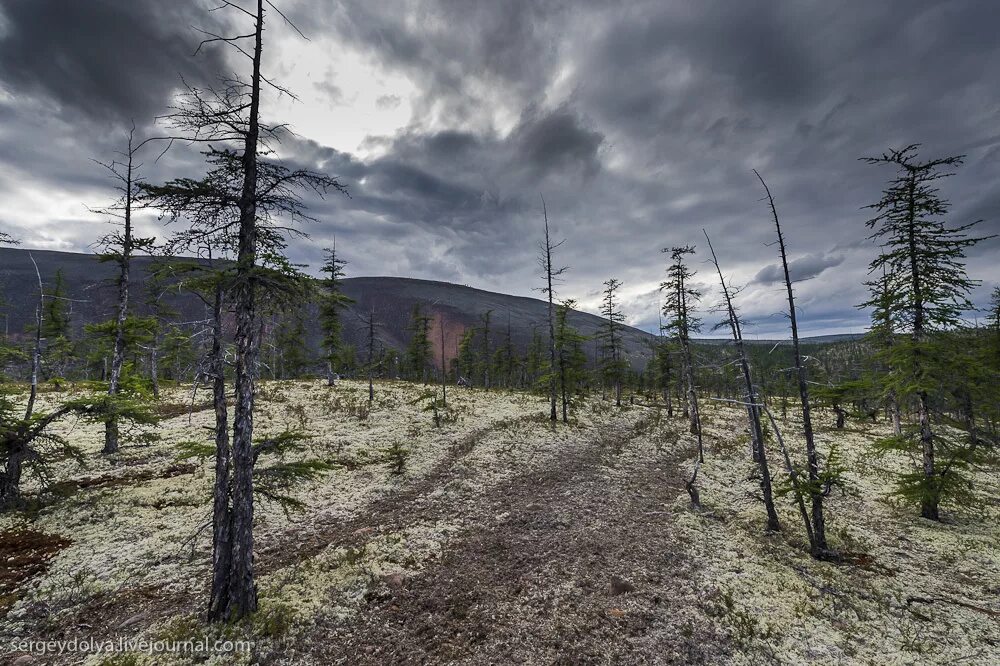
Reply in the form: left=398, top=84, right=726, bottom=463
left=1, top=380, right=997, bottom=664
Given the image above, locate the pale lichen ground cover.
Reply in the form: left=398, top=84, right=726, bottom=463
left=673, top=402, right=1000, bottom=665
left=1, top=380, right=997, bottom=664
left=0, top=380, right=638, bottom=664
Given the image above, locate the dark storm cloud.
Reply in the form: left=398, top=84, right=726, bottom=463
left=0, top=0, right=225, bottom=122
left=0, top=0, right=232, bottom=248
left=3, top=0, right=1000, bottom=336
left=511, top=106, right=604, bottom=177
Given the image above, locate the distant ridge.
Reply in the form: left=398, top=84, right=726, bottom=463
left=694, top=333, right=865, bottom=346
left=0, top=247, right=659, bottom=368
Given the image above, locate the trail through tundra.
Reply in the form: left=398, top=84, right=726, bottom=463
left=295, top=417, right=729, bottom=664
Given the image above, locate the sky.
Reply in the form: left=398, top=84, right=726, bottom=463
left=0, top=0, right=998, bottom=338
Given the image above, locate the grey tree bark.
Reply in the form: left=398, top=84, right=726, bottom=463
left=756, top=170, right=828, bottom=555
left=704, top=230, right=780, bottom=532
left=227, top=0, right=265, bottom=619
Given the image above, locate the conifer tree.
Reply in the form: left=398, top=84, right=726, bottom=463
left=597, top=278, right=626, bottom=407
left=93, top=129, right=159, bottom=454
left=144, top=0, right=347, bottom=619
left=555, top=300, right=589, bottom=421
left=274, top=304, right=310, bottom=378
left=358, top=306, right=382, bottom=402
left=405, top=305, right=433, bottom=383
left=661, top=246, right=703, bottom=458
left=319, top=241, right=354, bottom=384
left=525, top=327, right=546, bottom=389
left=40, top=269, right=77, bottom=379
left=861, top=145, right=990, bottom=520
left=864, top=267, right=904, bottom=434
left=479, top=309, right=493, bottom=390
left=494, top=312, right=517, bottom=389
left=456, top=328, right=477, bottom=385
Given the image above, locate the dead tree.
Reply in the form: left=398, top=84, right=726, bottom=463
left=704, top=230, right=780, bottom=532
left=440, top=320, right=448, bottom=408
left=356, top=307, right=383, bottom=403
left=537, top=196, right=567, bottom=421
left=755, top=170, right=830, bottom=556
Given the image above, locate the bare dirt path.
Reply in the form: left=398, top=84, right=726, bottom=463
left=300, top=417, right=730, bottom=665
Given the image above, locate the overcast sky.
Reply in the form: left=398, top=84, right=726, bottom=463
left=1, top=0, right=998, bottom=337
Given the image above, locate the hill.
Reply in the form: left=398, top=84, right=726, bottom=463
left=0, top=247, right=658, bottom=369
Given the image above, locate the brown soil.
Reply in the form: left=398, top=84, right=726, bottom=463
left=0, top=529, right=71, bottom=615
left=290, top=419, right=729, bottom=664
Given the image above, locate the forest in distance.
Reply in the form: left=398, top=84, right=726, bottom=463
left=1, top=1, right=998, bottom=665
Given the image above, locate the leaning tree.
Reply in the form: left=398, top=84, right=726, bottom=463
left=755, top=170, right=833, bottom=558
left=704, top=231, right=781, bottom=532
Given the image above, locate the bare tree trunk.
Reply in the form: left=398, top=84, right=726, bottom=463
left=559, top=348, right=569, bottom=423
left=104, top=140, right=136, bottom=455
left=367, top=307, right=376, bottom=403
left=756, top=170, right=827, bottom=555
left=704, top=230, right=780, bottom=532
left=25, top=254, right=44, bottom=420
left=208, top=283, right=232, bottom=621
left=763, top=406, right=815, bottom=548
left=685, top=457, right=701, bottom=508
left=150, top=341, right=160, bottom=399
left=664, top=354, right=673, bottom=417
left=0, top=442, right=26, bottom=509
left=917, top=391, right=937, bottom=520
left=227, top=0, right=264, bottom=620
left=542, top=198, right=558, bottom=422
left=889, top=393, right=902, bottom=435
left=440, top=321, right=446, bottom=408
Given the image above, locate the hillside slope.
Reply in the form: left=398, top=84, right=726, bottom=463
left=0, top=247, right=658, bottom=369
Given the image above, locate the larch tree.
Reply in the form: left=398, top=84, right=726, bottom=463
left=860, top=145, right=990, bottom=521
left=405, top=305, right=433, bottom=383
left=863, top=266, right=904, bottom=435
left=144, top=0, right=347, bottom=620
left=661, top=246, right=703, bottom=459
left=480, top=309, right=493, bottom=390
left=2, top=247, right=155, bottom=508
left=538, top=197, right=566, bottom=421
left=704, top=230, right=781, bottom=532
left=654, top=311, right=674, bottom=416
left=598, top=278, right=626, bottom=407
left=319, top=241, right=354, bottom=384
left=554, top=299, right=588, bottom=422
left=42, top=269, right=78, bottom=381
left=92, top=127, right=159, bottom=454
